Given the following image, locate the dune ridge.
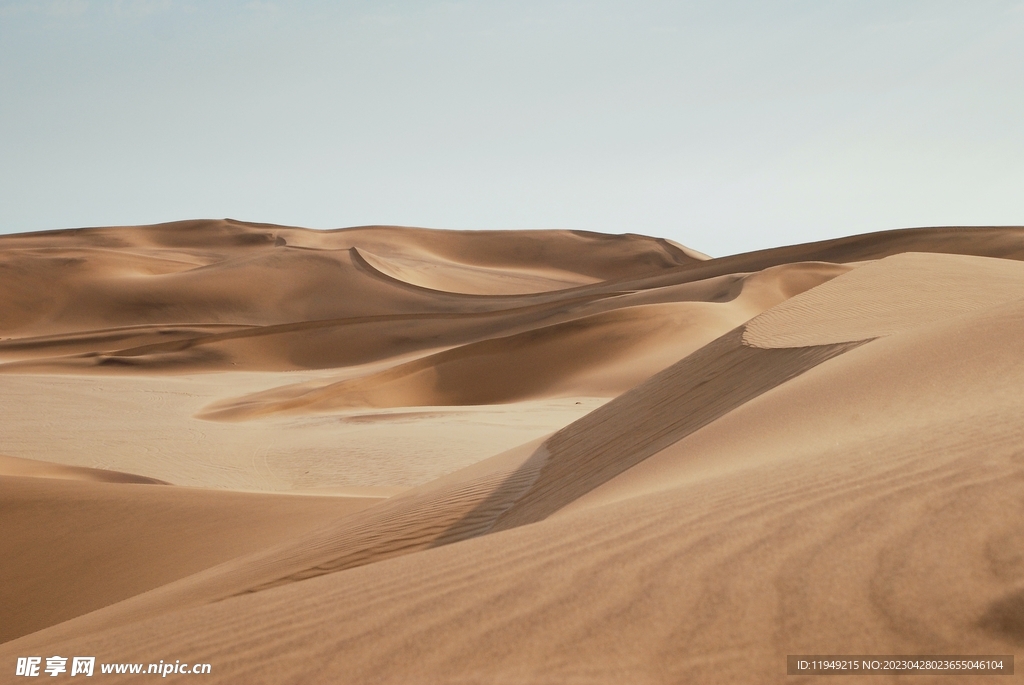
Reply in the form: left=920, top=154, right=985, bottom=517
left=0, top=454, right=167, bottom=485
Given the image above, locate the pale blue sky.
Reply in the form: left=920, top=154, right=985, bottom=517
left=1, top=0, right=1022, bottom=256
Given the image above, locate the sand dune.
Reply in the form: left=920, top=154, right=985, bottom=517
left=197, top=261, right=849, bottom=416
left=0, top=253, right=841, bottom=375
left=744, top=251, right=1024, bottom=347
left=0, top=454, right=167, bottom=485
left=0, top=469, right=382, bottom=644
left=2, top=222, right=1024, bottom=684
left=0, top=220, right=698, bottom=337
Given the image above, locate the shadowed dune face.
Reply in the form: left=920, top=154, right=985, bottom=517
left=3, top=223, right=1024, bottom=684
left=0, top=454, right=168, bottom=485
left=0, top=471, right=381, bottom=643
left=979, top=590, right=1024, bottom=646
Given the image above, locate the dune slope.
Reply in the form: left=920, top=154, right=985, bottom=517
left=0, top=469, right=382, bottom=644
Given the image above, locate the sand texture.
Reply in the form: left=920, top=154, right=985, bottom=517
left=2, top=221, right=1024, bottom=684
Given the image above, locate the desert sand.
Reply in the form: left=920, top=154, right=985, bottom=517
left=2, top=220, right=1024, bottom=683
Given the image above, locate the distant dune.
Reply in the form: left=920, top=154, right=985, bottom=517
left=2, top=221, right=1023, bottom=684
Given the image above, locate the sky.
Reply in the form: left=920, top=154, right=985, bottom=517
left=1, top=0, right=1022, bottom=257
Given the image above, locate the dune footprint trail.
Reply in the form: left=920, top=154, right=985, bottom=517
left=2, top=222, right=1024, bottom=685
